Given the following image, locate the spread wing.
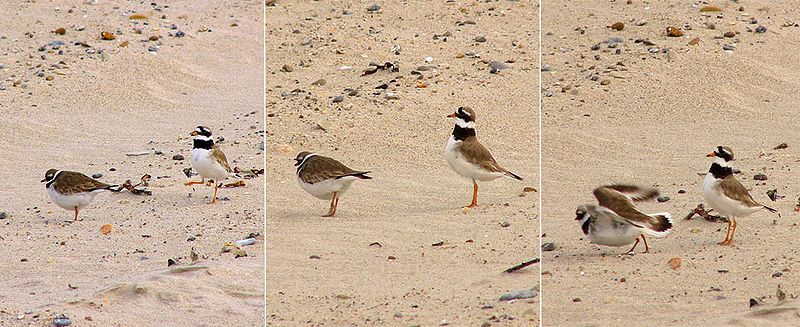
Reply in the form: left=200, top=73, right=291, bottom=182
left=300, top=156, right=369, bottom=184
left=717, top=175, right=760, bottom=207
left=210, top=146, right=232, bottom=173
left=602, top=184, right=659, bottom=202
left=593, top=186, right=658, bottom=225
left=56, top=171, right=112, bottom=195
left=459, top=137, right=506, bottom=173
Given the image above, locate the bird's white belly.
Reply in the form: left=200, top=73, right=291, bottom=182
left=192, top=149, right=229, bottom=181
left=703, top=173, right=758, bottom=217
left=589, top=222, right=640, bottom=247
left=47, top=187, right=99, bottom=210
left=298, top=176, right=357, bottom=200
left=444, top=137, right=503, bottom=182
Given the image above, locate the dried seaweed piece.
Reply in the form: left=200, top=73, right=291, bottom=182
left=684, top=203, right=728, bottom=223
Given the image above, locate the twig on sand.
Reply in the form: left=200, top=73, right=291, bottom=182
left=233, top=167, right=264, bottom=179
left=117, top=174, right=153, bottom=195
left=504, top=258, right=540, bottom=273
left=684, top=203, right=727, bottom=223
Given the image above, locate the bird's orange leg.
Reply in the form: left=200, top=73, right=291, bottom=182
left=209, top=183, right=219, bottom=204
left=323, top=192, right=338, bottom=217
left=466, top=180, right=479, bottom=209
left=728, top=218, right=738, bottom=245
left=625, top=238, right=641, bottom=255
left=718, top=216, right=733, bottom=245
left=185, top=178, right=205, bottom=186
left=73, top=207, right=79, bottom=222
left=641, top=235, right=650, bottom=253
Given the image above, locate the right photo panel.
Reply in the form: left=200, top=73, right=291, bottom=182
left=542, top=1, right=800, bottom=325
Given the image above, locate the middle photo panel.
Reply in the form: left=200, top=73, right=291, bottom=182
left=266, top=0, right=539, bottom=325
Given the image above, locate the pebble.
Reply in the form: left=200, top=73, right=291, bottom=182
left=656, top=196, right=670, bottom=203
left=474, top=35, right=487, bottom=43
left=723, top=31, right=736, bottom=38
left=54, top=28, right=67, bottom=35
left=175, top=31, right=186, bottom=37
left=541, top=64, right=551, bottom=72
left=92, top=173, right=103, bottom=179
left=500, top=221, right=511, bottom=228
left=591, top=44, right=601, bottom=50
left=542, top=242, right=556, bottom=251
left=600, top=79, right=610, bottom=85
left=385, top=92, right=399, bottom=100
left=53, top=314, right=72, bottom=326
left=311, top=78, right=326, bottom=86
left=489, top=61, right=510, bottom=74
left=772, top=272, right=783, bottom=278
left=281, top=64, right=293, bottom=72
left=258, top=141, right=265, bottom=151
left=332, top=95, right=345, bottom=103
left=101, top=32, right=115, bottom=40
left=666, top=26, right=684, bottom=37
left=366, top=4, right=381, bottom=12
left=499, top=289, right=537, bottom=301
left=172, top=154, right=185, bottom=161
left=610, top=22, right=624, bottom=31
left=753, top=173, right=768, bottom=181
left=755, top=26, right=767, bottom=33
left=0, top=212, right=6, bottom=219
left=722, top=44, right=736, bottom=51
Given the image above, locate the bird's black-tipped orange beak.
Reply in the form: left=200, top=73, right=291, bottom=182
left=190, top=131, right=199, bottom=136
left=447, top=113, right=456, bottom=118
left=707, top=151, right=716, bottom=157
left=40, top=178, right=47, bottom=182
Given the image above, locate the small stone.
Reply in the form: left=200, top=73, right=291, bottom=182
left=499, top=289, right=537, bottom=301
left=772, top=272, right=783, bottom=278
left=542, top=242, right=557, bottom=251
left=474, top=35, right=487, bottom=43
left=258, top=141, right=265, bottom=151
left=92, top=173, right=103, bottom=179
left=148, top=35, right=159, bottom=41
left=691, top=228, right=701, bottom=233
left=175, top=31, right=186, bottom=37
left=591, top=44, right=601, bottom=50
left=610, top=22, right=624, bottom=31
left=172, top=154, right=184, bottom=161
left=666, top=26, right=684, bottom=37
left=54, top=28, right=67, bottom=35
left=119, top=41, right=129, bottom=47
left=572, top=298, right=581, bottom=303
left=541, top=64, right=551, bottom=72
left=723, top=31, right=736, bottom=38
left=332, top=95, right=345, bottom=103
left=489, top=61, right=510, bottom=74
left=699, top=5, right=722, bottom=12
left=311, top=78, right=326, bottom=86
left=689, top=37, right=700, bottom=45
left=53, top=314, right=72, bottom=326
left=678, top=189, right=687, bottom=194
left=723, top=44, right=736, bottom=51
left=774, top=143, right=788, bottom=150
left=500, top=221, right=511, bottom=228
left=755, top=26, right=767, bottom=33
left=281, top=64, right=293, bottom=72
left=101, top=32, right=115, bottom=40
left=366, top=4, right=381, bottom=12
left=657, top=196, right=670, bottom=203
left=635, top=20, right=647, bottom=26
left=753, top=173, right=768, bottom=181
left=0, top=212, right=7, bottom=219
left=600, top=79, right=610, bottom=85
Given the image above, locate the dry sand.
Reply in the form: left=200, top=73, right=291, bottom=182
left=266, top=0, right=538, bottom=325
left=0, top=1, right=264, bottom=326
left=542, top=1, right=800, bottom=326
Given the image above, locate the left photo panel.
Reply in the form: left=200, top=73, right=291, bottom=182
left=0, top=1, right=265, bottom=325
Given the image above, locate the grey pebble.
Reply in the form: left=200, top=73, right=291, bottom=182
left=499, top=289, right=537, bottom=301
left=607, top=36, right=624, bottom=44
left=541, top=64, right=551, bottom=72
left=656, top=196, right=670, bottom=203
left=489, top=61, right=510, bottom=74
left=591, top=44, right=601, bottom=50
left=92, top=173, right=103, bottom=179
left=332, top=95, right=345, bottom=103
left=754, top=173, right=768, bottom=181
left=0, top=212, right=7, bottom=219
left=172, top=154, right=185, bottom=161
left=542, top=242, right=556, bottom=251
left=500, top=221, right=511, bottom=228
left=722, top=44, right=736, bottom=51
left=175, top=31, right=185, bottom=37
left=258, top=141, right=265, bottom=151
left=773, top=272, right=783, bottom=278
left=755, top=26, right=767, bottom=33
left=474, top=35, right=487, bottom=43
left=366, top=4, right=381, bottom=12
left=53, top=314, right=71, bottom=326
left=281, top=64, right=293, bottom=72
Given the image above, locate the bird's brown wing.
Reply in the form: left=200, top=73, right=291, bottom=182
left=593, top=186, right=658, bottom=225
left=210, top=146, right=232, bottom=173
left=602, top=184, right=659, bottom=202
left=55, top=171, right=111, bottom=195
left=717, top=175, right=761, bottom=207
left=458, top=137, right=506, bottom=173
left=299, top=155, right=368, bottom=184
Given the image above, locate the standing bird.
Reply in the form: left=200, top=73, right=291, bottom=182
left=294, top=152, right=371, bottom=217
left=703, top=146, right=777, bottom=245
left=186, top=126, right=233, bottom=204
left=41, top=169, right=119, bottom=221
left=575, top=184, right=673, bottom=254
left=444, top=106, right=523, bottom=210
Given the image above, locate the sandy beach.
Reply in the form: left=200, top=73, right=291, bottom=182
left=542, top=1, right=800, bottom=326
left=266, top=0, right=538, bottom=325
left=0, top=1, right=264, bottom=326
